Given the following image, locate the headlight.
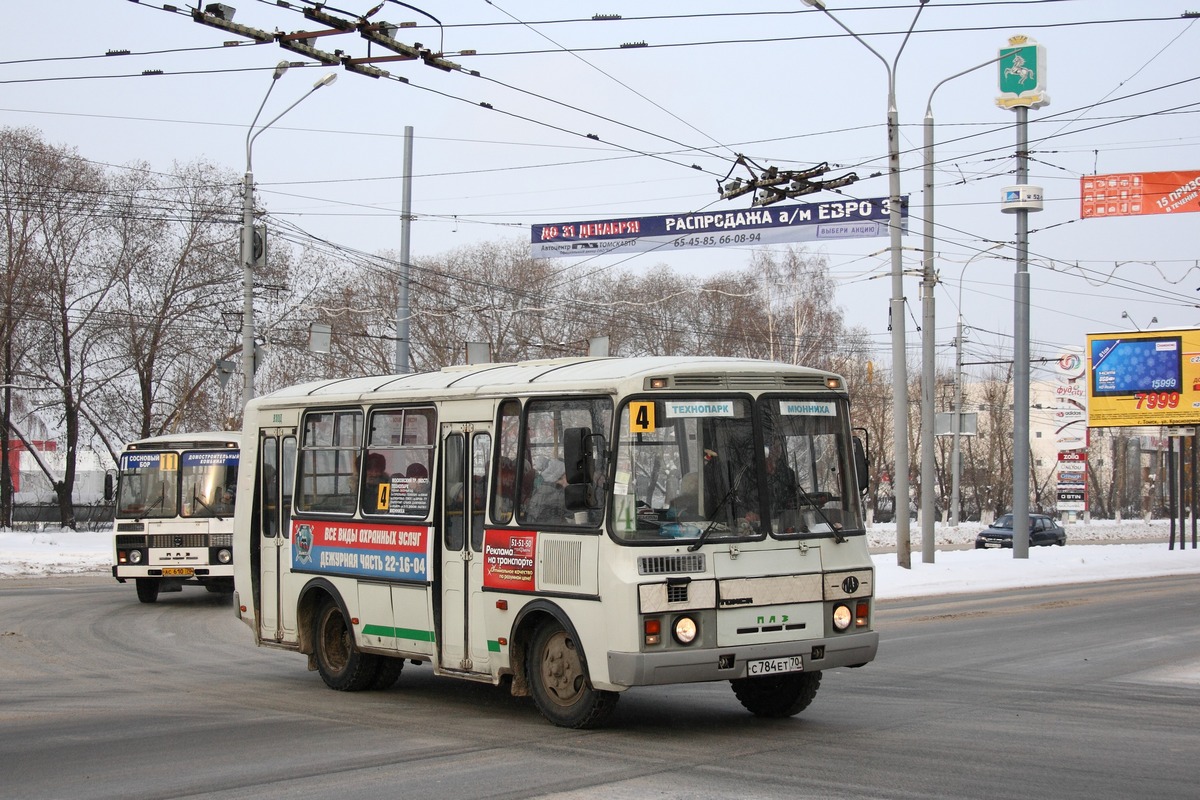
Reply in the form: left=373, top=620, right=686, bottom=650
left=672, top=615, right=698, bottom=645
left=832, top=604, right=852, bottom=631
left=129, top=549, right=143, bottom=564
left=217, top=549, right=232, bottom=564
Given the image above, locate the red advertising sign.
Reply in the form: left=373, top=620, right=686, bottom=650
left=483, top=529, right=537, bottom=591
left=1080, top=170, right=1200, bottom=218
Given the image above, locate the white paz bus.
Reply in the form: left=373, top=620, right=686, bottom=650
left=233, top=357, right=877, bottom=727
left=113, top=432, right=241, bottom=603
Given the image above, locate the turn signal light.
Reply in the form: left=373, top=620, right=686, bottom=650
left=644, top=618, right=661, bottom=646
left=856, top=601, right=870, bottom=628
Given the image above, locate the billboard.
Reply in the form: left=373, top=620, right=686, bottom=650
left=531, top=196, right=906, bottom=259
left=1086, top=328, right=1200, bottom=427
left=1080, top=170, right=1200, bottom=218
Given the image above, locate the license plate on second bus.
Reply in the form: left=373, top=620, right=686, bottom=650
left=162, top=567, right=194, bottom=577
left=746, top=655, right=803, bottom=676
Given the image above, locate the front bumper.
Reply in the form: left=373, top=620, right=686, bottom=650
left=606, top=630, right=878, bottom=687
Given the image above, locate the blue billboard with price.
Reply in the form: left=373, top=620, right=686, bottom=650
left=531, top=196, right=907, bottom=259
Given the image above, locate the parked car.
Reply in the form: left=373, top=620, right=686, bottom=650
left=974, top=514, right=1067, bottom=549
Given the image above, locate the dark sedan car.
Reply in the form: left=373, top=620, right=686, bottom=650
left=974, top=514, right=1067, bottom=549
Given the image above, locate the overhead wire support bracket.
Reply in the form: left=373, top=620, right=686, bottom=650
left=276, top=29, right=346, bottom=66
left=717, top=154, right=858, bottom=206
left=189, top=6, right=274, bottom=43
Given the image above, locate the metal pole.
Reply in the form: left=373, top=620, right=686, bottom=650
left=395, top=125, right=413, bottom=374
left=240, top=168, right=257, bottom=409
left=1012, top=105, right=1031, bottom=558
left=240, top=69, right=337, bottom=408
left=804, top=0, right=926, bottom=566
left=950, top=315, right=964, bottom=526
left=921, top=53, right=1007, bottom=544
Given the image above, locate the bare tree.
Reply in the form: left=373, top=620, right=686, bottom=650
left=20, top=139, right=120, bottom=528
left=0, top=127, right=48, bottom=525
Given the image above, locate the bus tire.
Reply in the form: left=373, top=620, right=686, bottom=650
left=369, top=656, right=404, bottom=690
left=313, top=599, right=377, bottom=691
left=135, top=579, right=159, bottom=604
left=731, top=670, right=821, bottom=718
left=527, top=621, right=618, bottom=729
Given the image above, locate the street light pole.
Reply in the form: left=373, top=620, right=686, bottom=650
left=919, top=52, right=1007, bottom=561
left=241, top=66, right=337, bottom=409
left=950, top=243, right=1005, bottom=526
left=803, top=0, right=928, bottom=567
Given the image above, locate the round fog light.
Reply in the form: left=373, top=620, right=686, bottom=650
left=672, top=616, right=698, bottom=644
left=217, top=549, right=232, bottom=564
left=832, top=604, right=852, bottom=631
left=129, top=549, right=143, bottom=564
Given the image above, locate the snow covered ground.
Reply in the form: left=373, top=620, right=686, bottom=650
left=2, top=519, right=1198, bottom=599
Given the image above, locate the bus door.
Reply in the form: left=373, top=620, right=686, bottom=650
left=258, top=430, right=296, bottom=641
left=439, top=423, right=492, bottom=673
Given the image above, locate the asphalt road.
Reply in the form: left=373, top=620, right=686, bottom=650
left=1, top=574, right=1197, bottom=799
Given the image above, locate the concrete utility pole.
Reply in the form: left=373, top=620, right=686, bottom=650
left=395, top=125, right=414, bottom=374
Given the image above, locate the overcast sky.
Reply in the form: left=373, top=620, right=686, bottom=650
left=3, top=1, right=1197, bottom=378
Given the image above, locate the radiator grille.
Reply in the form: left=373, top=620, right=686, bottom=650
left=149, top=533, right=210, bottom=548
left=638, top=553, right=706, bottom=575
left=666, top=583, right=689, bottom=603
left=115, top=534, right=146, bottom=547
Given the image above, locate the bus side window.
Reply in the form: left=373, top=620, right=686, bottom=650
left=470, top=433, right=491, bottom=552
left=518, top=396, right=613, bottom=528
left=261, top=436, right=279, bottom=538
left=444, top=433, right=466, bottom=552
left=492, top=400, right=521, bottom=524
left=282, top=435, right=296, bottom=538
left=296, top=410, right=361, bottom=514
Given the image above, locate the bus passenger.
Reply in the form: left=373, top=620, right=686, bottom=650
left=525, top=458, right=568, bottom=523
left=362, top=452, right=389, bottom=511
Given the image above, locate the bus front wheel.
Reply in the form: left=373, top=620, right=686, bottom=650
left=313, top=599, right=377, bottom=691
left=731, top=670, right=821, bottom=718
left=135, top=579, right=159, bottom=604
left=527, top=621, right=618, bottom=729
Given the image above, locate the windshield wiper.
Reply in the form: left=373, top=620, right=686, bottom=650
left=793, top=484, right=846, bottom=543
left=688, top=463, right=750, bottom=552
left=191, top=486, right=222, bottom=520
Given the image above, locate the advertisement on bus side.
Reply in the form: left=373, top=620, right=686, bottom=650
left=292, top=519, right=431, bottom=582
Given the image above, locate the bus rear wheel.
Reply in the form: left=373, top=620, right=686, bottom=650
left=527, top=621, right=618, bottom=729
left=731, top=670, right=821, bottom=718
left=135, top=578, right=159, bottom=604
left=313, top=599, right=377, bottom=691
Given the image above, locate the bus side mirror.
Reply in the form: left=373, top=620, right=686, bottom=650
left=853, top=435, right=869, bottom=495
left=564, top=483, right=595, bottom=511
left=104, top=470, right=116, bottom=502
left=564, top=427, right=595, bottom=484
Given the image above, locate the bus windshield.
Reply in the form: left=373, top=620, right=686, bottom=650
left=613, top=395, right=861, bottom=543
left=180, top=451, right=240, bottom=518
left=116, top=452, right=180, bottom=519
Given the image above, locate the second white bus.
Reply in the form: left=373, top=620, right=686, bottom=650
left=113, top=432, right=241, bottom=603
